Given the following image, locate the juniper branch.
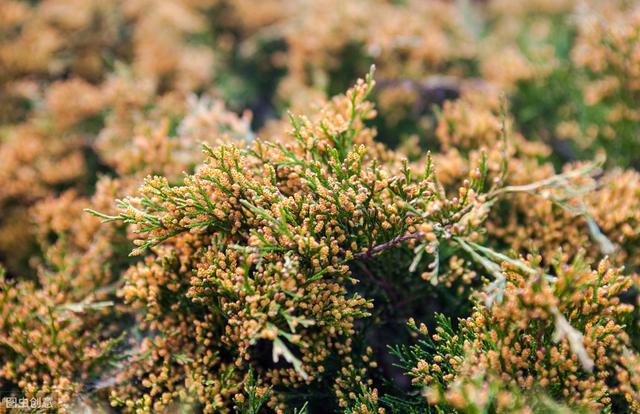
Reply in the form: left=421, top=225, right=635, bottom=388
left=353, top=232, right=424, bottom=260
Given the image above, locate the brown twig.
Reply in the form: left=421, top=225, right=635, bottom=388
left=354, top=232, right=424, bottom=260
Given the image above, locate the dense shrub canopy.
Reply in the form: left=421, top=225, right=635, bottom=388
left=0, top=1, right=639, bottom=413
